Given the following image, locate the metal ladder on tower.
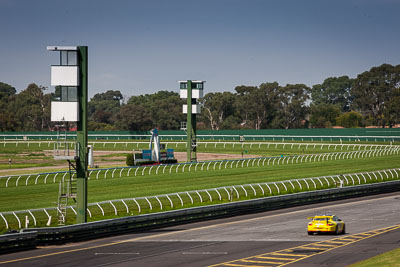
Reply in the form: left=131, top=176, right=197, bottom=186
left=67, top=160, right=77, bottom=200
left=55, top=124, right=68, bottom=155
left=57, top=180, right=67, bottom=225
left=57, top=160, right=77, bottom=225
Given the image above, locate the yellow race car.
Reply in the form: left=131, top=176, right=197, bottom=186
left=307, top=214, right=345, bottom=235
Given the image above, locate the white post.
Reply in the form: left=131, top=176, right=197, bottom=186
left=88, top=145, right=94, bottom=168
left=25, top=215, right=29, bottom=228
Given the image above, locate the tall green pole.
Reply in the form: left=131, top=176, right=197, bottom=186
left=76, top=46, right=88, bottom=223
left=185, top=80, right=197, bottom=162
left=192, top=95, right=197, bottom=161
left=186, top=80, right=192, bottom=162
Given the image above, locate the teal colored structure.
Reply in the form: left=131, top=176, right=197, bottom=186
left=2, top=128, right=400, bottom=141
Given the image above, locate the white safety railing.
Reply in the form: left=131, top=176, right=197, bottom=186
left=1, top=168, right=399, bottom=230
left=1, top=148, right=399, bottom=188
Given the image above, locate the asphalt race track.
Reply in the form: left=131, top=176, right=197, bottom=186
left=1, top=192, right=400, bottom=267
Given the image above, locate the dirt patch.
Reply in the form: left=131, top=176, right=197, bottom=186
left=173, top=152, right=259, bottom=161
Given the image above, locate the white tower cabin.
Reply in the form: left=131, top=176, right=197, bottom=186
left=48, top=46, right=80, bottom=161
left=179, top=80, right=204, bottom=114
left=48, top=46, right=80, bottom=122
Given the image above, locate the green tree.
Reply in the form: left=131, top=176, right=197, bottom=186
left=234, top=85, right=257, bottom=128
left=351, top=64, right=400, bottom=127
left=274, top=84, right=310, bottom=129
left=114, top=104, right=153, bottom=131
left=0, top=82, right=18, bottom=131
left=201, top=92, right=236, bottom=130
left=220, top=115, right=242, bottom=129
left=384, top=88, right=400, bottom=127
left=88, top=121, right=116, bottom=131
left=336, top=111, right=363, bottom=128
left=89, top=90, right=123, bottom=125
left=312, top=76, right=353, bottom=112
left=151, top=94, right=184, bottom=130
left=0, top=82, right=16, bottom=101
left=126, top=91, right=184, bottom=130
left=235, top=82, right=279, bottom=129
left=310, top=104, right=341, bottom=128
left=13, top=84, right=51, bottom=131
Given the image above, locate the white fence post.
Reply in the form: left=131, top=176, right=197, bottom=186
left=249, top=184, right=257, bottom=196
left=44, top=174, right=50, bottom=184
left=257, top=184, right=264, bottom=195
left=145, top=197, right=153, bottom=210
left=155, top=196, right=163, bottom=210
left=295, top=179, right=302, bottom=190
left=12, top=212, right=21, bottom=229
left=223, top=187, right=230, bottom=200
left=97, top=203, right=105, bottom=216
left=109, top=201, right=118, bottom=215
left=195, top=191, right=203, bottom=203
left=133, top=198, right=141, bottom=213
left=25, top=175, right=32, bottom=186
left=240, top=185, right=248, bottom=197
left=273, top=183, right=280, bottom=194
left=288, top=180, right=295, bottom=190
left=233, top=187, right=240, bottom=198
left=28, top=210, right=37, bottom=226
left=303, top=179, right=310, bottom=190
left=205, top=190, right=212, bottom=201
left=176, top=193, right=184, bottom=206
left=86, top=208, right=92, bottom=218
left=186, top=192, right=194, bottom=204
left=43, top=209, right=51, bottom=226
left=0, top=213, right=9, bottom=229
left=166, top=195, right=174, bottom=208
left=280, top=182, right=288, bottom=192
left=16, top=176, right=22, bottom=187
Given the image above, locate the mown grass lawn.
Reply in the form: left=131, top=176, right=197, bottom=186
left=0, top=154, right=399, bottom=212
left=2, top=139, right=397, bottom=172
left=348, top=247, right=400, bottom=267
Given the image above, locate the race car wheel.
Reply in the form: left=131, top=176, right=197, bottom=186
left=342, top=225, right=346, bottom=234
left=308, top=231, right=313, bottom=235
left=335, top=226, right=340, bottom=235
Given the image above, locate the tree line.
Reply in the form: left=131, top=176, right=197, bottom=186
left=1, top=63, right=399, bottom=132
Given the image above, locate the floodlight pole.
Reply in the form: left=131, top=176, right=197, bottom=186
left=76, top=46, right=88, bottom=224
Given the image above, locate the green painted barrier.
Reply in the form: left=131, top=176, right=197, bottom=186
left=0, top=128, right=399, bottom=141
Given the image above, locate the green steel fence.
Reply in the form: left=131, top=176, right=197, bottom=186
left=1, top=128, right=400, bottom=141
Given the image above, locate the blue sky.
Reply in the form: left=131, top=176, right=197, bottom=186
left=1, top=0, right=399, bottom=98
